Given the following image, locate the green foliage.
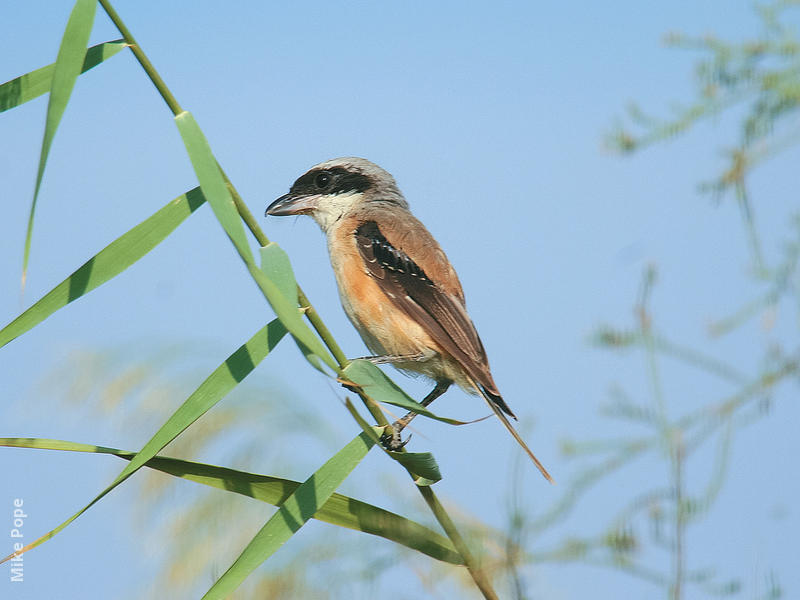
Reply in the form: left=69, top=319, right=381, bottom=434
left=4, top=1, right=798, bottom=598
left=344, top=359, right=465, bottom=424
left=0, top=40, right=125, bottom=113
left=0, top=188, right=206, bottom=348
left=0, top=438, right=462, bottom=564
left=23, top=0, right=97, bottom=287
left=0, top=319, right=289, bottom=562
left=201, top=432, right=376, bottom=599
left=0, top=2, right=498, bottom=597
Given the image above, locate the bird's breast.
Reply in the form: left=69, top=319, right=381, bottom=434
left=328, top=231, right=428, bottom=357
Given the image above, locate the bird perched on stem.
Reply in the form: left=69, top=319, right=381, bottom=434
left=266, top=157, right=552, bottom=483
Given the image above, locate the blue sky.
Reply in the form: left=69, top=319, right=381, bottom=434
left=1, top=1, right=798, bottom=598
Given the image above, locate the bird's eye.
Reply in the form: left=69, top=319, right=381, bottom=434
left=314, top=172, right=332, bottom=189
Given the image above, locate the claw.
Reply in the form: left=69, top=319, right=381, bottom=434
left=393, top=433, right=412, bottom=450
left=380, top=428, right=412, bottom=451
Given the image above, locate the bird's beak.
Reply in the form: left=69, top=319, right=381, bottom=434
left=265, top=193, right=320, bottom=217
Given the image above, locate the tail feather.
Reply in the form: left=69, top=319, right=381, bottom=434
left=471, top=380, right=554, bottom=484
left=480, top=385, right=517, bottom=419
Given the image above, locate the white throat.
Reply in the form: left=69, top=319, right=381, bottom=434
left=311, top=190, right=362, bottom=233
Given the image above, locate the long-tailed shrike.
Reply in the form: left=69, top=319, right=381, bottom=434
left=266, top=157, right=552, bottom=482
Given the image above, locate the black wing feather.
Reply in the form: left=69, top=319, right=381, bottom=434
left=355, top=221, right=515, bottom=417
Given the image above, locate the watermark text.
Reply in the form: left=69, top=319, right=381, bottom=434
left=9, top=498, right=25, bottom=583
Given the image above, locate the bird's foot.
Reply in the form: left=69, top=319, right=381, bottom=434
left=380, top=425, right=411, bottom=451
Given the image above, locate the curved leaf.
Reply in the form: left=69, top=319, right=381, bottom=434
left=343, top=360, right=466, bottom=425
left=0, top=320, right=287, bottom=564
left=24, top=0, right=98, bottom=288
left=0, top=40, right=126, bottom=113
left=0, top=188, right=206, bottom=349
left=203, top=432, right=375, bottom=599
left=387, top=451, right=442, bottom=485
left=260, top=242, right=298, bottom=306
left=247, top=261, right=338, bottom=372
left=174, top=111, right=253, bottom=262
left=0, top=438, right=461, bottom=565
left=259, top=242, right=327, bottom=374
left=175, top=110, right=337, bottom=372
left=342, top=398, right=443, bottom=485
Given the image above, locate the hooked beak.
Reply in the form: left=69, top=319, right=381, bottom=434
left=265, top=193, right=320, bottom=217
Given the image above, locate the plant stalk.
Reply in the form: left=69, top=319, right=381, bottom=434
left=99, top=0, right=356, bottom=396
left=417, top=485, right=499, bottom=600
left=99, top=3, right=493, bottom=595
left=97, top=0, right=182, bottom=116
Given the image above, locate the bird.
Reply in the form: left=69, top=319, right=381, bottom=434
left=265, top=157, right=552, bottom=483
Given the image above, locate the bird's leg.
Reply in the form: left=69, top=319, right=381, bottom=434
left=381, top=381, right=451, bottom=451
left=354, top=352, right=429, bottom=365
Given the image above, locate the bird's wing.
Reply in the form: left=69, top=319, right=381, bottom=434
left=354, top=218, right=512, bottom=414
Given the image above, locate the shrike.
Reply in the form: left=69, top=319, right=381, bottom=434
left=266, top=157, right=552, bottom=482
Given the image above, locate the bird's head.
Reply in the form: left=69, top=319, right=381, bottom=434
left=266, top=157, right=408, bottom=232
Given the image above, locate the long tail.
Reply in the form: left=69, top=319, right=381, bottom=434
left=471, top=380, right=554, bottom=484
